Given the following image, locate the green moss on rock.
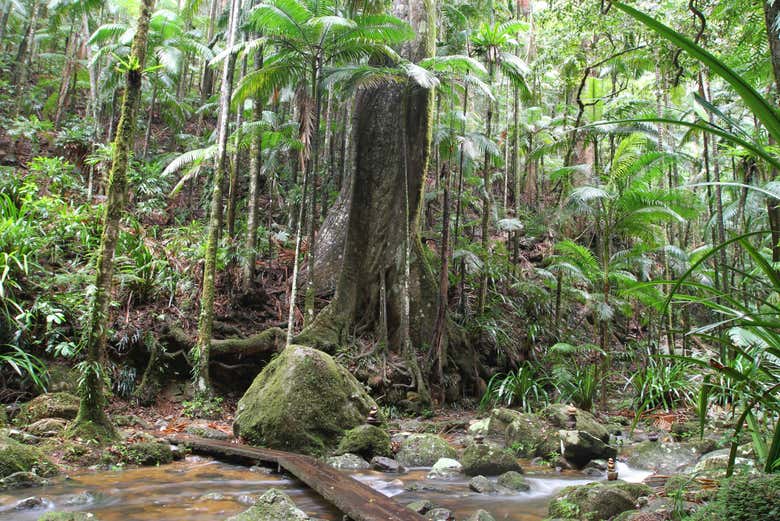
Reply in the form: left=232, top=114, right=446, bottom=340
left=336, top=424, right=391, bottom=459
left=548, top=481, right=651, bottom=520
left=19, top=392, right=79, bottom=424
left=110, top=442, right=174, bottom=466
left=0, top=435, right=58, bottom=479
left=395, top=434, right=457, bottom=467
left=37, top=514, right=100, bottom=521
left=461, top=444, right=522, bottom=476
left=542, top=404, right=609, bottom=443
left=226, top=488, right=310, bottom=520
left=233, top=345, right=376, bottom=455
left=687, top=474, right=780, bottom=521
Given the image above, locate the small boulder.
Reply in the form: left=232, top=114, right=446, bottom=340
left=234, top=345, right=376, bottom=455
left=395, top=434, right=457, bottom=467
left=0, top=471, right=49, bottom=490
left=336, top=424, right=391, bottom=460
left=326, top=453, right=370, bottom=470
left=19, top=393, right=79, bottom=423
left=497, top=470, right=530, bottom=492
left=465, top=510, right=497, bottom=521
left=489, top=408, right=551, bottom=457
left=26, top=418, right=68, bottom=437
left=427, top=458, right=463, bottom=479
left=469, top=475, right=497, bottom=494
left=226, top=488, right=310, bottom=521
left=692, top=448, right=757, bottom=478
left=558, top=430, right=617, bottom=468
left=371, top=456, right=404, bottom=473
left=468, top=419, right=490, bottom=436
left=624, top=440, right=716, bottom=474
left=407, top=499, right=437, bottom=514
left=13, top=496, right=46, bottom=510
left=0, top=435, right=58, bottom=479
left=462, top=444, right=522, bottom=476
left=543, top=404, right=609, bottom=443
left=426, top=508, right=454, bottom=520
left=111, top=442, right=174, bottom=466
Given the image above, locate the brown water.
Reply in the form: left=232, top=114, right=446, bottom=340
left=0, top=457, right=650, bottom=521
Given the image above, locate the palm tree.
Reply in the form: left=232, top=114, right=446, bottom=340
left=233, top=0, right=414, bottom=343
left=560, top=132, right=698, bottom=408
left=469, top=19, right=529, bottom=315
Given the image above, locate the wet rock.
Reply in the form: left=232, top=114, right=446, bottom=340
left=7, top=428, right=44, bottom=444
left=426, top=507, right=454, bottom=520
left=0, top=471, right=49, bottom=490
left=326, top=453, right=370, bottom=470
left=558, top=430, right=617, bottom=468
left=469, top=475, right=497, bottom=494
left=200, top=492, right=226, bottom=501
left=63, top=492, right=94, bottom=505
left=185, top=425, right=231, bottom=441
left=624, top=439, right=717, bottom=474
left=549, top=481, right=651, bottom=520
left=113, top=415, right=153, bottom=430
left=110, top=442, right=174, bottom=466
left=37, top=513, right=101, bottom=520
left=26, top=418, right=68, bottom=437
left=395, top=434, right=457, bottom=467
left=234, top=345, right=376, bottom=455
left=427, top=458, right=463, bottom=479
left=371, top=456, right=404, bottom=473
left=13, top=496, right=46, bottom=510
left=468, top=419, right=490, bottom=436
left=0, top=435, right=58, bottom=479
left=465, top=510, right=497, bottom=521
left=542, top=404, right=609, bottom=443
left=462, top=443, right=522, bottom=476
left=336, top=424, right=392, bottom=460
left=226, top=488, right=310, bottom=520
left=496, top=470, right=530, bottom=491
left=19, top=393, right=79, bottom=423
left=407, top=499, right=437, bottom=514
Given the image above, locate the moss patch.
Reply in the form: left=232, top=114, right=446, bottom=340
left=37, top=514, right=101, bottom=521
left=18, top=392, right=80, bottom=424
left=336, top=425, right=391, bottom=459
left=461, top=444, right=522, bottom=476
left=0, top=435, right=58, bottom=479
left=548, top=481, right=651, bottom=520
left=107, top=442, right=174, bottom=466
left=233, top=345, right=376, bottom=455
left=395, top=434, right=457, bottom=467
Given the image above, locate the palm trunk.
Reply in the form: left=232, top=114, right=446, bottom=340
left=763, top=0, right=780, bottom=262
left=227, top=54, right=247, bottom=242
left=477, top=61, right=495, bottom=316
left=304, top=56, right=323, bottom=327
left=241, top=46, right=265, bottom=291
left=70, top=0, right=154, bottom=440
left=194, top=0, right=240, bottom=394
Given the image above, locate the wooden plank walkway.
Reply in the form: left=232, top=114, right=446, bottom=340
left=166, top=435, right=425, bottom=521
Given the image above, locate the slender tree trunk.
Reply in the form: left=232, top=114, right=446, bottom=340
left=70, top=0, right=154, bottom=440
left=54, top=23, right=77, bottom=128
left=477, top=62, right=495, bottom=315
left=0, top=3, right=10, bottom=46
left=194, top=0, right=240, bottom=394
left=304, top=56, right=323, bottom=326
left=763, top=0, right=780, bottom=262
left=14, top=0, right=39, bottom=115
left=242, top=46, right=265, bottom=291
left=142, top=81, right=157, bottom=158
left=227, top=54, right=247, bottom=242
left=83, top=11, right=100, bottom=130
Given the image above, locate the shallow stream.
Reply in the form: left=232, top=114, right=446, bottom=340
left=0, top=457, right=650, bottom=521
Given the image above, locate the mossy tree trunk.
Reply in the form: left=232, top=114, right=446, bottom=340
left=298, top=0, right=438, bottom=404
left=72, top=0, right=154, bottom=439
left=194, top=0, right=240, bottom=394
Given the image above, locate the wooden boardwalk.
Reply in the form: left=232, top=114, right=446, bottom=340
left=166, top=435, right=425, bottom=521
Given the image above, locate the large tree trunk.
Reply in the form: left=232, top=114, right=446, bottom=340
left=69, top=0, right=154, bottom=440
left=297, top=0, right=437, bottom=355
left=763, top=1, right=780, bottom=262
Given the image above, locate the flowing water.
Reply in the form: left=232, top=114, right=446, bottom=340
left=0, top=456, right=652, bottom=521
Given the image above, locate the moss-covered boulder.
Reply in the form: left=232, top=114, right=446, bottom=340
left=548, top=481, right=652, bottom=520
left=234, top=345, right=376, bottom=455
left=26, top=418, right=69, bottom=437
left=427, top=457, right=463, bottom=479
left=687, top=474, right=780, bottom=521
left=692, top=448, right=757, bottom=478
left=110, top=442, right=174, bottom=466
left=465, top=510, right=497, bottom=521
left=226, top=488, right=310, bottom=520
left=623, top=440, right=716, bottom=474
left=558, top=430, right=617, bottom=468
left=395, top=434, right=457, bottom=467
left=497, top=470, right=530, bottom=491
left=38, top=513, right=101, bottom=521
left=0, top=470, right=50, bottom=490
left=336, top=424, right=391, bottom=459
left=462, top=444, right=522, bottom=476
left=0, top=435, right=58, bottom=479
left=326, top=453, right=370, bottom=470
left=19, top=392, right=80, bottom=424
left=488, top=408, right=551, bottom=457
left=542, top=404, right=609, bottom=443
